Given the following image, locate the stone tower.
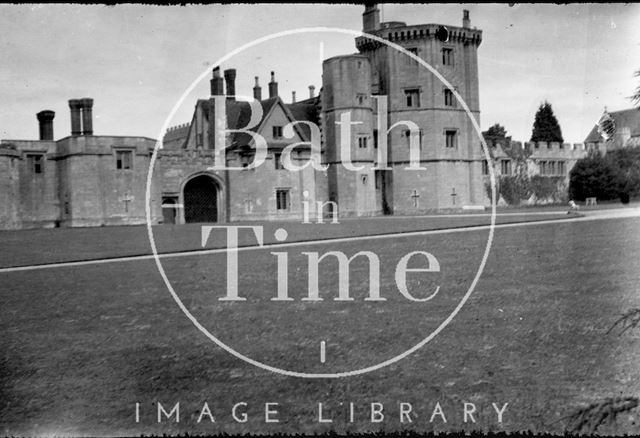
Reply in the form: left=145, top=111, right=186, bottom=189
left=355, top=5, right=484, bottom=211
left=322, top=54, right=378, bottom=216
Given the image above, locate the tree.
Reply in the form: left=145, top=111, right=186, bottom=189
left=632, top=69, right=640, bottom=109
left=568, top=151, right=618, bottom=201
left=482, top=123, right=508, bottom=144
left=568, top=149, right=640, bottom=202
left=530, top=101, right=564, bottom=143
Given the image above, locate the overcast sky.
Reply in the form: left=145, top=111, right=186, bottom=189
left=1, top=3, right=639, bottom=143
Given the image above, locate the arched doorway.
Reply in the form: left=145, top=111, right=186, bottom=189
left=183, top=175, right=219, bottom=223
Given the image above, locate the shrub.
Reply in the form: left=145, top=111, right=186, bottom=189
left=531, top=176, right=566, bottom=202
left=498, top=176, right=531, bottom=205
left=569, top=149, right=640, bottom=202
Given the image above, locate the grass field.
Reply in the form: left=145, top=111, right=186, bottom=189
left=0, top=209, right=579, bottom=269
left=1, top=211, right=640, bottom=436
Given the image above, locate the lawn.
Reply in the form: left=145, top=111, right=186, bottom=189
left=1, top=214, right=640, bottom=436
left=0, top=210, right=574, bottom=269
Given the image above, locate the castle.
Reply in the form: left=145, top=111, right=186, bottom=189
left=0, top=5, right=592, bottom=230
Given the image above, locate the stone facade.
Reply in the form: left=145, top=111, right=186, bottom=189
left=157, top=5, right=488, bottom=223
left=486, top=140, right=596, bottom=179
left=5, top=5, right=571, bottom=230
left=0, top=126, right=162, bottom=230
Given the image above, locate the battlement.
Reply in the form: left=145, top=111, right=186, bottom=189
left=356, top=22, right=482, bottom=51
left=166, top=123, right=190, bottom=133
left=484, top=138, right=605, bottom=158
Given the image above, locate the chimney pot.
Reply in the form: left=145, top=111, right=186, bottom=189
left=268, top=71, right=278, bottom=98
left=223, top=68, right=237, bottom=101
left=68, top=99, right=82, bottom=136
left=36, top=110, right=55, bottom=141
left=210, top=66, right=224, bottom=96
left=292, top=91, right=296, bottom=103
left=463, top=9, right=470, bottom=28
left=253, top=76, right=262, bottom=101
left=80, top=98, right=93, bottom=136
left=309, top=85, right=316, bottom=99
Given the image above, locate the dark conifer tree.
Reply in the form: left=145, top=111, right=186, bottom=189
left=530, top=101, right=564, bottom=143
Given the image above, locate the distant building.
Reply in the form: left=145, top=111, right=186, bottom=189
left=584, top=107, right=640, bottom=152
left=483, top=139, right=591, bottom=179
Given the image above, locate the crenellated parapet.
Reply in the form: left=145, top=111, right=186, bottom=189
left=481, top=138, right=604, bottom=181
left=484, top=138, right=602, bottom=158
left=356, top=23, right=482, bottom=51
left=166, top=123, right=190, bottom=132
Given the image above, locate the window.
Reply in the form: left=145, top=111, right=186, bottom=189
left=373, top=129, right=378, bottom=149
left=27, top=154, right=44, bottom=174
left=276, top=189, right=290, bottom=211
left=445, top=130, right=457, bottom=148
left=549, top=161, right=556, bottom=175
left=442, top=48, right=453, bottom=66
left=405, top=128, right=423, bottom=149
left=558, top=161, right=566, bottom=175
left=358, top=136, right=368, bottom=149
left=444, top=89, right=455, bottom=107
left=272, top=126, right=283, bottom=138
left=361, top=174, right=368, bottom=185
left=482, top=160, right=489, bottom=175
left=501, top=160, right=512, bottom=175
left=116, top=150, right=132, bottom=170
left=357, top=94, right=366, bottom=105
left=404, top=89, right=420, bottom=107
left=539, top=160, right=547, bottom=175
left=405, top=47, right=419, bottom=64
left=274, top=152, right=284, bottom=169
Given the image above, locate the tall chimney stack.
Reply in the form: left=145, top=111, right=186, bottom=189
left=37, top=110, right=55, bottom=141
left=292, top=91, right=296, bottom=103
left=462, top=10, right=470, bottom=28
left=224, top=68, right=236, bottom=100
left=68, top=99, right=82, bottom=136
left=309, top=85, right=316, bottom=99
left=80, top=98, right=93, bottom=135
left=210, top=67, right=224, bottom=96
left=268, top=71, right=278, bottom=98
left=253, top=76, right=262, bottom=101
left=363, top=4, right=381, bottom=33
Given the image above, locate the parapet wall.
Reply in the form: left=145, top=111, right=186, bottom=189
left=484, top=139, right=605, bottom=157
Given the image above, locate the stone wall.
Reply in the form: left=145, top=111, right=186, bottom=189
left=0, top=136, right=161, bottom=230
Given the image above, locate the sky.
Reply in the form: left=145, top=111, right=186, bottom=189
left=1, top=3, right=639, bottom=144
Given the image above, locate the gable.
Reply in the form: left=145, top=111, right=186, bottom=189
left=256, top=103, right=306, bottom=147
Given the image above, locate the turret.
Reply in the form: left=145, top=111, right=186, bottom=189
left=363, top=4, right=381, bottom=33
left=463, top=10, right=470, bottom=28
